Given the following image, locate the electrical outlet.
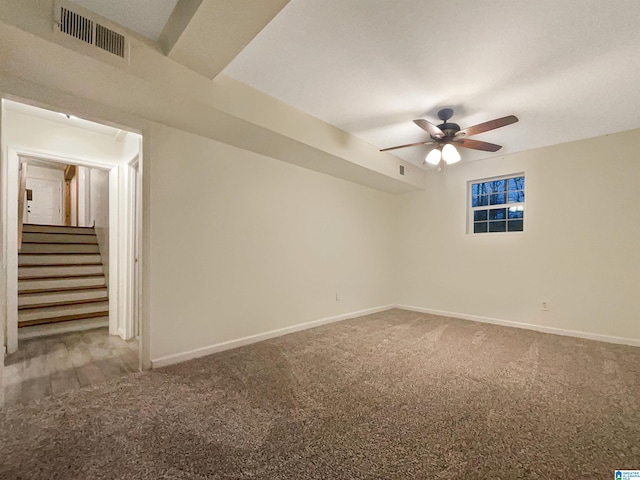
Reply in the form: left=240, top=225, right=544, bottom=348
left=541, top=301, right=549, bottom=311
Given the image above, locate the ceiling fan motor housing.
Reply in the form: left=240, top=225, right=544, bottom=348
left=437, top=122, right=461, bottom=135
left=435, top=108, right=460, bottom=138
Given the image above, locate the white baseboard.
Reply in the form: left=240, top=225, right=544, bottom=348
left=396, top=304, right=640, bottom=348
left=151, top=303, right=639, bottom=369
left=151, top=305, right=395, bottom=368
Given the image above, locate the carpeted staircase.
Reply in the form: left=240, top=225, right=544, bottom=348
left=18, top=224, right=108, bottom=327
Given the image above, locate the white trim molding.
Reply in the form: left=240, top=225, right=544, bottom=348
left=151, top=305, right=395, bottom=368
left=152, top=303, right=639, bottom=370
left=396, top=305, right=640, bottom=348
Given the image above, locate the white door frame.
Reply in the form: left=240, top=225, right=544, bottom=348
left=109, top=155, right=141, bottom=340
left=2, top=146, right=139, bottom=353
left=0, top=90, right=150, bottom=372
left=128, top=155, right=141, bottom=340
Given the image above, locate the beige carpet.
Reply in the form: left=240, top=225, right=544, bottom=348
left=1, top=309, right=639, bottom=479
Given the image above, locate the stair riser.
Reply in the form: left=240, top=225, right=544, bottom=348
left=18, top=289, right=108, bottom=307
left=19, top=243, right=100, bottom=254
left=22, top=233, right=98, bottom=244
left=19, top=317, right=109, bottom=336
left=18, top=312, right=109, bottom=328
left=19, top=277, right=106, bottom=291
left=23, top=225, right=96, bottom=235
left=19, top=254, right=102, bottom=265
left=18, top=302, right=109, bottom=322
left=18, top=265, right=104, bottom=278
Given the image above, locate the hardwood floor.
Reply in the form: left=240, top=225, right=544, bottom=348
left=2, top=327, right=138, bottom=407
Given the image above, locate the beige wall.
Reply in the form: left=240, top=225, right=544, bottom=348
left=148, top=125, right=396, bottom=360
left=395, top=128, right=640, bottom=341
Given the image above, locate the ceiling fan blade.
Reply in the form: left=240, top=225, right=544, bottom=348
left=459, top=115, right=518, bottom=137
left=380, top=140, right=434, bottom=152
left=413, top=119, right=444, bottom=138
left=454, top=138, right=502, bottom=152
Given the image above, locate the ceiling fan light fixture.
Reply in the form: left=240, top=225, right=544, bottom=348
left=381, top=110, right=518, bottom=164
left=442, top=143, right=461, bottom=164
left=425, top=147, right=442, bottom=165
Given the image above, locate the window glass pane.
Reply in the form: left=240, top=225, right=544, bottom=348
left=470, top=175, right=525, bottom=235
left=489, top=221, right=506, bottom=232
left=508, top=219, right=524, bottom=231
left=508, top=177, right=525, bottom=191
left=489, top=179, right=506, bottom=193
left=490, top=193, right=506, bottom=205
left=489, top=208, right=506, bottom=220
left=508, top=190, right=525, bottom=203
left=472, top=195, right=488, bottom=207
left=474, top=210, right=488, bottom=221
left=508, top=207, right=524, bottom=219
left=474, top=222, right=488, bottom=233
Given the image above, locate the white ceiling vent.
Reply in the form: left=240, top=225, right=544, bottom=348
left=55, top=3, right=128, bottom=60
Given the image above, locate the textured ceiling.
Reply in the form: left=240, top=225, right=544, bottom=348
left=224, top=0, right=640, bottom=167
left=71, top=0, right=179, bottom=41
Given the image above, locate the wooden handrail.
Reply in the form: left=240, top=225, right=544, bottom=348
left=17, top=162, right=27, bottom=250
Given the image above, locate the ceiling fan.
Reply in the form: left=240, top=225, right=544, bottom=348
left=381, top=108, right=518, bottom=169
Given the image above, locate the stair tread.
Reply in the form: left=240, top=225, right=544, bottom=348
left=19, top=274, right=106, bottom=281
left=19, top=303, right=109, bottom=319
left=21, top=241, right=98, bottom=245
left=18, top=311, right=109, bottom=328
left=22, top=231, right=96, bottom=235
left=23, top=229, right=96, bottom=236
left=19, top=285, right=108, bottom=295
left=21, top=242, right=98, bottom=244
left=19, top=244, right=100, bottom=252
left=18, top=251, right=100, bottom=257
left=25, top=224, right=94, bottom=229
left=18, top=297, right=109, bottom=310
left=19, top=263, right=103, bottom=268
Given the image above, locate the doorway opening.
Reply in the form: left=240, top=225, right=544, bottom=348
left=1, top=99, right=143, bottom=405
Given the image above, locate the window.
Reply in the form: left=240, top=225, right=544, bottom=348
left=469, top=174, right=525, bottom=233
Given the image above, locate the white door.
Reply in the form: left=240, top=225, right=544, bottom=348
left=26, top=177, right=63, bottom=225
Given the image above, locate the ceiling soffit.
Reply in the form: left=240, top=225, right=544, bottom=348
left=165, top=0, right=290, bottom=79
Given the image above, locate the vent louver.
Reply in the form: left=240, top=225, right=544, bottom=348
left=60, top=7, right=93, bottom=44
left=57, top=6, right=127, bottom=59
left=95, top=24, right=125, bottom=57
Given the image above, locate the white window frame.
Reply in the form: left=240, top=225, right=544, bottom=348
left=467, top=172, right=526, bottom=234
